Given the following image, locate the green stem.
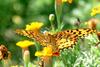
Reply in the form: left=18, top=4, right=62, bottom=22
left=55, top=0, right=62, bottom=32
left=34, top=41, right=41, bottom=51
left=24, top=63, right=28, bottom=67
left=57, top=15, right=61, bottom=31
left=92, top=0, right=96, bottom=7
left=50, top=21, right=55, bottom=33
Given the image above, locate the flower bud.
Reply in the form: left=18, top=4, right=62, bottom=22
left=87, top=18, right=99, bottom=29
left=49, top=14, right=55, bottom=22
left=23, top=50, right=30, bottom=66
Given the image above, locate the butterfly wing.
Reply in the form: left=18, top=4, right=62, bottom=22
left=16, top=29, right=56, bottom=47
left=55, top=28, right=96, bottom=49
left=55, top=31, right=78, bottom=49
left=70, top=28, right=96, bottom=38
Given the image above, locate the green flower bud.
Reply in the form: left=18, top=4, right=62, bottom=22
left=49, top=14, right=55, bottom=22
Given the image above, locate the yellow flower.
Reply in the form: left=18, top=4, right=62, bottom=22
left=16, top=40, right=34, bottom=48
left=35, top=45, right=60, bottom=57
left=25, top=22, right=43, bottom=31
left=62, top=0, right=72, bottom=3
left=35, top=45, right=53, bottom=57
left=91, top=6, right=100, bottom=16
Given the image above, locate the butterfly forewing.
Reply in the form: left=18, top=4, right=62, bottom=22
left=16, top=29, right=57, bottom=47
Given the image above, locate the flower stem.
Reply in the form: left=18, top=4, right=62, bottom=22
left=41, top=56, right=52, bottom=67
left=50, top=21, right=55, bottom=33
left=22, top=48, right=30, bottom=67
left=55, top=0, right=63, bottom=32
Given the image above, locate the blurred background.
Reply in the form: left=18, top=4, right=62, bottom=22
left=0, top=0, right=100, bottom=65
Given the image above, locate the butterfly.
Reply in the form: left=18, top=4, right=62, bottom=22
left=16, top=28, right=96, bottom=50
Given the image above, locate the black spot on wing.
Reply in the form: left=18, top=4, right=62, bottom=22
left=73, top=32, right=76, bottom=34
left=67, top=30, right=69, bottom=32
left=71, top=30, right=73, bottom=33
left=78, top=31, right=81, bottom=34
left=76, top=29, right=79, bottom=31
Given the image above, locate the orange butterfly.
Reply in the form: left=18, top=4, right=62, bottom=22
left=16, top=28, right=96, bottom=50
